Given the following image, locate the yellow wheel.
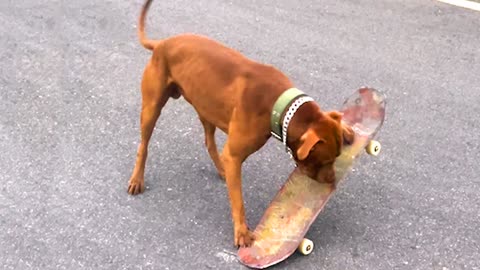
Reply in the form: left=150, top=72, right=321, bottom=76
left=366, top=140, right=381, bottom=156
left=297, top=238, right=314, bottom=255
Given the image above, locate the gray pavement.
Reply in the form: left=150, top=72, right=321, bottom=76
left=1, top=0, right=479, bottom=269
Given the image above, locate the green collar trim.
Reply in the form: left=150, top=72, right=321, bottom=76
left=270, top=88, right=306, bottom=140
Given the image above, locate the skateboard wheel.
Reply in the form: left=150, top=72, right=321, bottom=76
left=298, top=238, right=314, bottom=255
left=366, top=140, right=381, bottom=156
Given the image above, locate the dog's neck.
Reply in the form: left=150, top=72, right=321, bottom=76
left=270, top=88, right=314, bottom=157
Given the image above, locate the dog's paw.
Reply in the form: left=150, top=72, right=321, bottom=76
left=128, top=178, right=145, bottom=195
left=234, top=224, right=255, bottom=248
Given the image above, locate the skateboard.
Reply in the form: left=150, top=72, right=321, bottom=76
left=237, top=87, right=386, bottom=269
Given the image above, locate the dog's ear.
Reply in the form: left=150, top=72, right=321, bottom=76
left=328, top=111, right=343, bottom=123
left=296, top=129, right=325, bottom=161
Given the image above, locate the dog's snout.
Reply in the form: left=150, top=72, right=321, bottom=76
left=314, top=164, right=336, bottom=183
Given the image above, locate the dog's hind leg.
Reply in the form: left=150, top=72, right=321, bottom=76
left=128, top=56, right=169, bottom=195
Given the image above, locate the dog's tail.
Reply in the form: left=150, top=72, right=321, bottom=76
left=138, top=0, right=159, bottom=50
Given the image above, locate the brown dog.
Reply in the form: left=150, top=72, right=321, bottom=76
left=128, top=0, right=354, bottom=248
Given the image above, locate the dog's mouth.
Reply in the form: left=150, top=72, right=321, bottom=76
left=295, top=162, right=335, bottom=184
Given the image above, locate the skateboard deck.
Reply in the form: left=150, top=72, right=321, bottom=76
left=238, top=87, right=386, bottom=269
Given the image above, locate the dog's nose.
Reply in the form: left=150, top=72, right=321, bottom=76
left=326, top=170, right=335, bottom=183
left=315, top=166, right=336, bottom=183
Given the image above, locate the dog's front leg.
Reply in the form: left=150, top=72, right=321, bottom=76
left=217, top=108, right=269, bottom=247
left=222, top=147, right=255, bottom=247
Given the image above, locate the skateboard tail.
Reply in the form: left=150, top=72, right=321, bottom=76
left=238, top=185, right=337, bottom=269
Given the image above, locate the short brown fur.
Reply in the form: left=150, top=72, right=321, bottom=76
left=128, top=0, right=354, bottom=248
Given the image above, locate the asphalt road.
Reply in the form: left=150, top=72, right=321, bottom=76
left=1, top=0, right=479, bottom=269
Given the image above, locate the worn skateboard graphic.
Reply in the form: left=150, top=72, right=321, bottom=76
left=238, top=87, right=386, bottom=269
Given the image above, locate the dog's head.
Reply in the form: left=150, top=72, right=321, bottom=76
left=293, top=111, right=354, bottom=183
